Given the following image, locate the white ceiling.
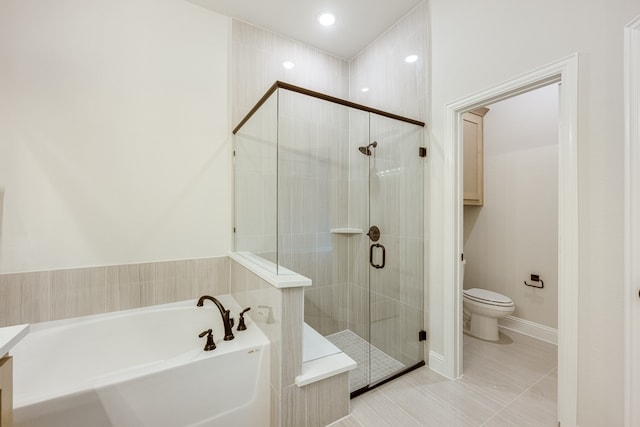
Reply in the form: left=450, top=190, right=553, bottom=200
left=187, top=0, right=424, bottom=60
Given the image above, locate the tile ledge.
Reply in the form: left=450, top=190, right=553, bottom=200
left=229, top=251, right=311, bottom=288
left=295, top=352, right=356, bottom=387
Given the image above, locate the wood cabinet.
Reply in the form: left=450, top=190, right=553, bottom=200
left=0, top=355, right=12, bottom=427
left=463, top=109, right=487, bottom=206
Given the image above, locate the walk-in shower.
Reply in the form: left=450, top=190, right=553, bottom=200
left=233, top=81, right=425, bottom=395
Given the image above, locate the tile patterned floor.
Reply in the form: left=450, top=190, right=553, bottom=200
left=326, top=329, right=405, bottom=391
left=329, top=330, right=558, bottom=427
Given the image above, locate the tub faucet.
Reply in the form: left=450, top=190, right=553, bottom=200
left=196, top=295, right=235, bottom=341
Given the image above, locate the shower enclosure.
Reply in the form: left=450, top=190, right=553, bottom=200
left=233, top=82, right=425, bottom=395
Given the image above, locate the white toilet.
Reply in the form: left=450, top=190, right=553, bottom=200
left=463, top=288, right=515, bottom=341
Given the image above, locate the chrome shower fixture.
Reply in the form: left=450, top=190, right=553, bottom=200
left=358, top=141, right=377, bottom=156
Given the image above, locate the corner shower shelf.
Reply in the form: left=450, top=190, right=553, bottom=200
left=330, top=228, right=363, bottom=235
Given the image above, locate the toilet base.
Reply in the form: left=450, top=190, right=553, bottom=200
left=469, top=314, right=499, bottom=341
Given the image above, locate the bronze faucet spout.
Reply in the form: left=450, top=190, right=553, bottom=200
left=196, top=295, right=235, bottom=341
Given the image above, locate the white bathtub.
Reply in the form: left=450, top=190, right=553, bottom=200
left=10, top=295, right=270, bottom=427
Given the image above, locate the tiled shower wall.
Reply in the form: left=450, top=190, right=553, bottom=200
left=348, top=2, right=429, bottom=364
left=348, top=2, right=429, bottom=120
left=232, top=1, right=430, bottom=364
left=234, top=91, right=278, bottom=262
left=232, top=20, right=352, bottom=337
left=231, top=20, right=349, bottom=128
left=277, top=89, right=355, bottom=336
left=0, top=257, right=229, bottom=327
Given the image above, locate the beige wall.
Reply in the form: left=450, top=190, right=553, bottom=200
left=428, top=0, right=640, bottom=425
left=463, top=84, right=559, bottom=329
left=0, top=0, right=231, bottom=274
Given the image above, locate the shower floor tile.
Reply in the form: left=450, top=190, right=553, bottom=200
left=326, top=329, right=405, bottom=391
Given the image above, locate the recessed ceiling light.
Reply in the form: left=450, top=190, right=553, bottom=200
left=318, top=13, right=336, bottom=26
left=361, top=87, right=370, bottom=92
left=404, top=54, right=418, bottom=63
left=282, top=61, right=295, bottom=69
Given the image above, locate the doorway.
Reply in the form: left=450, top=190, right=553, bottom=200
left=440, top=55, right=579, bottom=426
left=462, top=84, right=559, bottom=343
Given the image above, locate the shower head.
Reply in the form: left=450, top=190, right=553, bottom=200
left=358, top=141, right=377, bottom=156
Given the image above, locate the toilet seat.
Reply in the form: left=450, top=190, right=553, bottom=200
left=463, top=288, right=514, bottom=307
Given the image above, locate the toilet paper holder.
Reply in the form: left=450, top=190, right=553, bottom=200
left=524, top=274, right=544, bottom=289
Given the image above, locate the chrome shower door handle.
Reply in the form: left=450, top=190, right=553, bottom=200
left=369, top=243, right=386, bottom=269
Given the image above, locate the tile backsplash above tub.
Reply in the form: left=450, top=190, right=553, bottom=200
left=0, top=257, right=230, bottom=327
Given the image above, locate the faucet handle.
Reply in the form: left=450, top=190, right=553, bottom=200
left=198, top=329, right=216, bottom=351
left=237, top=307, right=251, bottom=331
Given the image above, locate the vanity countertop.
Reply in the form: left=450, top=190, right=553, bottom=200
left=0, top=324, right=29, bottom=356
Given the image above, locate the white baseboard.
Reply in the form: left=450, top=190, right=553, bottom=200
left=428, top=351, right=447, bottom=376
left=498, top=315, right=558, bottom=345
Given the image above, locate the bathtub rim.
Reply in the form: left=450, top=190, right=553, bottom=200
left=12, top=295, right=269, bottom=409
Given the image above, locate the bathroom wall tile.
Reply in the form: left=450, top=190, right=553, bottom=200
left=152, top=261, right=177, bottom=305
left=229, top=259, right=247, bottom=298
left=105, top=265, right=120, bottom=312
left=349, top=3, right=428, bottom=121
left=318, top=284, right=348, bottom=335
left=332, top=236, right=349, bottom=287
left=281, top=384, right=305, bottom=427
left=229, top=259, right=284, bottom=397
left=399, top=238, right=424, bottom=310
left=18, top=272, right=51, bottom=325
left=174, top=259, right=198, bottom=301
left=304, top=372, right=350, bottom=427
left=50, top=267, right=106, bottom=320
left=105, top=262, right=155, bottom=312
left=303, top=288, right=322, bottom=333
left=348, top=283, right=369, bottom=340
left=347, top=110, right=370, bottom=230
left=153, top=260, right=197, bottom=305
left=0, top=271, right=50, bottom=326
left=314, top=234, right=332, bottom=287
left=231, top=20, right=348, bottom=129
left=281, top=287, right=303, bottom=387
left=398, top=304, right=425, bottom=365
left=305, top=284, right=346, bottom=336
left=270, top=385, right=281, bottom=427
left=194, top=256, right=230, bottom=297
left=3, top=257, right=231, bottom=327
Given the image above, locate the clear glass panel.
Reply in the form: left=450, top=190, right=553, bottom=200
left=368, top=113, right=424, bottom=386
left=342, top=109, right=371, bottom=391
left=277, top=89, right=351, bottom=279
left=234, top=84, right=424, bottom=394
left=234, top=91, right=278, bottom=273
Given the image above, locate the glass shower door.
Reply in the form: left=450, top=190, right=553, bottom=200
left=367, top=113, right=424, bottom=386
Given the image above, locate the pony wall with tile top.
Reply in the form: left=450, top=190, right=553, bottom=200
left=229, top=253, right=354, bottom=427
left=11, top=295, right=270, bottom=427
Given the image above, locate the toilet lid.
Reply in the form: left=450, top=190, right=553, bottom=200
left=463, top=288, right=514, bottom=307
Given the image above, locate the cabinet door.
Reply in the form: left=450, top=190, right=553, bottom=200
left=0, top=356, right=12, bottom=427
left=463, top=112, right=484, bottom=206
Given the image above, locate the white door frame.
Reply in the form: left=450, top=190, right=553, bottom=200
left=624, top=15, right=640, bottom=427
left=441, top=54, right=579, bottom=426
